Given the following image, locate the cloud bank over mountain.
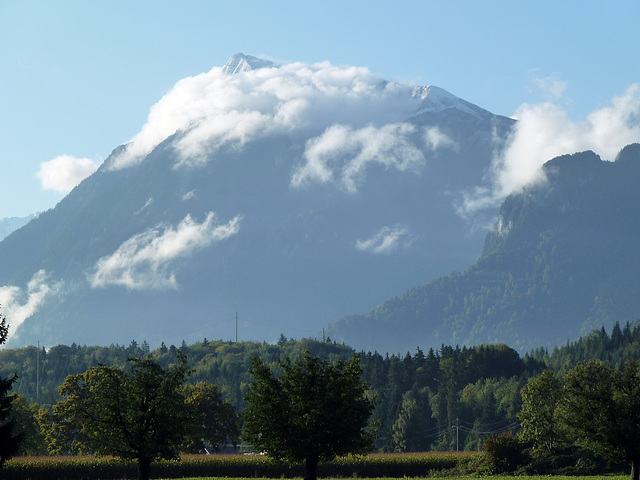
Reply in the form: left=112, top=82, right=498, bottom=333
left=97, top=57, right=640, bottom=220
left=291, top=123, right=452, bottom=192
left=89, top=213, right=241, bottom=290
left=462, top=83, right=640, bottom=213
left=0, top=270, right=63, bottom=339
left=109, top=60, right=427, bottom=171
left=30, top=57, right=640, bottom=222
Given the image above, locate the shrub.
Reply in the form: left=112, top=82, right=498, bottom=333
left=481, top=431, right=530, bottom=473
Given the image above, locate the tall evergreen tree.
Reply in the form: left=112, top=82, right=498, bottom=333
left=0, top=310, right=21, bottom=468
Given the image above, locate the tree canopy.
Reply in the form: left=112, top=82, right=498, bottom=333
left=48, top=354, right=236, bottom=480
left=517, top=370, right=562, bottom=452
left=558, top=360, right=640, bottom=480
left=241, top=351, right=377, bottom=480
left=517, top=359, right=640, bottom=480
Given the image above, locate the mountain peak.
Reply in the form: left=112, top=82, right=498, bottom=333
left=223, top=53, right=275, bottom=74
left=411, top=85, right=496, bottom=120
left=614, top=142, right=640, bottom=166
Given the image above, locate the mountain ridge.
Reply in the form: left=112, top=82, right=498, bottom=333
left=328, top=145, right=640, bottom=353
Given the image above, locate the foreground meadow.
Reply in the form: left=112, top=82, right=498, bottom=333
left=3, top=453, right=629, bottom=479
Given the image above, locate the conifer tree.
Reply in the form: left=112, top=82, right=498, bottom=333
left=0, top=310, right=21, bottom=468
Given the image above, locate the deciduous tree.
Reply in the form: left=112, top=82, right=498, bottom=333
left=518, top=370, right=563, bottom=451
left=181, top=382, right=238, bottom=452
left=241, top=351, right=376, bottom=480
left=558, top=360, right=640, bottom=480
left=51, top=354, right=233, bottom=480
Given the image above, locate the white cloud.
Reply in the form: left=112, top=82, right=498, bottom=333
left=460, top=83, right=640, bottom=214
left=291, top=124, right=453, bottom=192
left=423, top=126, right=456, bottom=150
left=0, top=270, right=63, bottom=340
left=37, top=154, right=99, bottom=193
left=108, top=60, right=426, bottom=170
left=356, top=225, right=411, bottom=254
left=89, top=213, right=241, bottom=290
left=134, top=197, right=154, bottom=215
left=528, top=73, right=568, bottom=102
left=182, top=190, right=196, bottom=201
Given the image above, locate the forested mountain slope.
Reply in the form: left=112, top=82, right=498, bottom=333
left=329, top=144, right=640, bottom=353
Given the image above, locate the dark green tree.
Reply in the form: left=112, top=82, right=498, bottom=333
left=558, top=360, right=640, bottom=480
left=241, top=351, right=377, bottom=480
left=180, top=382, right=238, bottom=452
left=9, top=395, right=46, bottom=456
left=518, top=370, right=563, bottom=452
left=52, top=355, right=190, bottom=480
left=0, top=311, right=21, bottom=469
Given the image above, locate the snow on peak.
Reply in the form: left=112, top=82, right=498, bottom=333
left=411, top=85, right=492, bottom=119
left=223, top=53, right=275, bottom=74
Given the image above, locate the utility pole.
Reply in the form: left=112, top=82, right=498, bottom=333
left=235, top=312, right=238, bottom=343
left=456, top=417, right=459, bottom=452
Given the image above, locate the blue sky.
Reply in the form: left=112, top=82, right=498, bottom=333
left=1, top=1, right=639, bottom=218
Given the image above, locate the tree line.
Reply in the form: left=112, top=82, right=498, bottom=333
left=1, top=335, right=543, bottom=454
left=2, top=320, right=640, bottom=477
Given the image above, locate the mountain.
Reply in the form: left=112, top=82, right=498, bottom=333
left=0, top=54, right=515, bottom=348
left=328, top=144, right=640, bottom=353
left=0, top=215, right=36, bottom=241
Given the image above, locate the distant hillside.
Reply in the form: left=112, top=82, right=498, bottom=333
left=329, top=144, right=640, bottom=353
left=542, top=319, right=640, bottom=372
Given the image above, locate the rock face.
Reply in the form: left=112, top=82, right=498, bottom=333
left=328, top=145, right=640, bottom=354
left=0, top=54, right=515, bottom=349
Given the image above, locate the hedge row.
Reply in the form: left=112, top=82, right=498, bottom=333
left=3, top=452, right=480, bottom=479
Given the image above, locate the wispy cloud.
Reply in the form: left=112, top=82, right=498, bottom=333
left=0, top=270, right=63, bottom=340
left=460, top=83, right=640, bottom=214
left=182, top=190, right=196, bottom=201
left=291, top=124, right=453, bottom=192
left=355, top=225, right=411, bottom=254
left=108, top=59, right=427, bottom=170
left=37, top=154, right=99, bottom=193
left=89, top=213, right=241, bottom=290
left=527, top=72, right=568, bottom=102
